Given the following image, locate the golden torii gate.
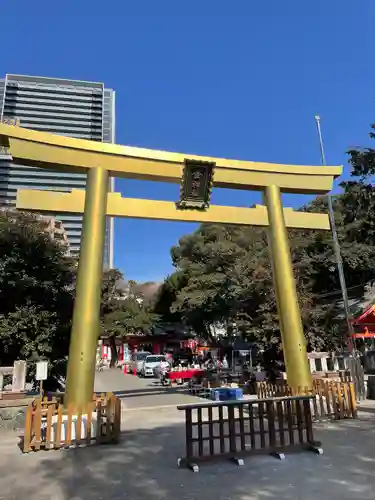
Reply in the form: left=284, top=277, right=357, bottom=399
left=0, top=123, right=342, bottom=409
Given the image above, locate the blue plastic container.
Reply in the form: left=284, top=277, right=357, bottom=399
left=211, top=388, right=229, bottom=401
left=226, top=388, right=244, bottom=401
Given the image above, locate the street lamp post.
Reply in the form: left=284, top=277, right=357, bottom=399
left=314, top=115, right=354, bottom=351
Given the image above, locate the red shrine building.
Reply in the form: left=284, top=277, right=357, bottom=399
left=351, top=303, right=375, bottom=340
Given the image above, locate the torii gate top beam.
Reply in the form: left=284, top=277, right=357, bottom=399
left=0, top=123, right=342, bottom=194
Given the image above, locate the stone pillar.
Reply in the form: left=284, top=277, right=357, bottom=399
left=321, top=356, right=328, bottom=373
left=12, top=361, right=27, bottom=392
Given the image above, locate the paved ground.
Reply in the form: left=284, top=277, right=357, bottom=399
left=94, top=369, right=203, bottom=412
left=1, top=370, right=375, bottom=499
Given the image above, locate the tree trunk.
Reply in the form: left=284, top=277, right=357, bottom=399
left=109, top=335, right=118, bottom=368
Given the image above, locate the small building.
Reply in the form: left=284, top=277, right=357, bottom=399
left=99, top=331, right=189, bottom=363
left=351, top=303, right=375, bottom=340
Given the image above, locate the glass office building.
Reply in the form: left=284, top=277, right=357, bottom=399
left=0, top=74, right=115, bottom=267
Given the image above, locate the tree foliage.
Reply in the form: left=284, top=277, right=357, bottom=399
left=0, top=210, right=75, bottom=389
left=154, top=170, right=375, bottom=353
left=343, top=123, right=375, bottom=247
left=100, top=269, right=159, bottom=365
left=152, top=271, right=188, bottom=329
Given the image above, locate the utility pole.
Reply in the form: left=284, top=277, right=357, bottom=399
left=314, top=115, right=354, bottom=351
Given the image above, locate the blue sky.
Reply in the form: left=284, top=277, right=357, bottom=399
left=2, top=0, right=375, bottom=282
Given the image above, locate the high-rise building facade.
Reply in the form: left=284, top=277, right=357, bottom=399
left=0, top=74, right=115, bottom=267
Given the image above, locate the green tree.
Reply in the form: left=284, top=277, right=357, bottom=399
left=152, top=271, right=187, bottom=329
left=100, top=270, right=159, bottom=366
left=165, top=194, right=375, bottom=354
left=0, top=210, right=76, bottom=390
left=169, top=224, right=267, bottom=338
left=343, top=124, right=375, bottom=246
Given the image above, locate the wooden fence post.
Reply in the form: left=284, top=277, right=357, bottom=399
left=23, top=405, right=33, bottom=452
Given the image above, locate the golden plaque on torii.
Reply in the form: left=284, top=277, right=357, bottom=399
left=0, top=123, right=342, bottom=409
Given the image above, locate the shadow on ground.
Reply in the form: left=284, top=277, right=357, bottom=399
left=112, top=386, right=193, bottom=399
left=358, top=405, right=375, bottom=414
left=3, top=412, right=375, bottom=500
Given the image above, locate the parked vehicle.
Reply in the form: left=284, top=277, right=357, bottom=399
left=129, top=351, right=151, bottom=374
left=140, top=355, right=167, bottom=377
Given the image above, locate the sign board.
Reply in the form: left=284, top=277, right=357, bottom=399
left=177, top=159, right=215, bottom=210
left=35, top=361, right=48, bottom=381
